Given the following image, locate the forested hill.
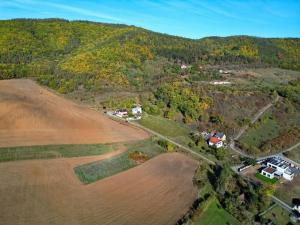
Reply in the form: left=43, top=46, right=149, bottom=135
left=1, top=19, right=299, bottom=92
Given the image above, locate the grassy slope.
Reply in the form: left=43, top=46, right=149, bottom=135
left=262, top=205, right=293, bottom=225
left=275, top=176, right=300, bottom=205
left=240, top=112, right=280, bottom=147
left=138, top=114, right=219, bottom=162
left=240, top=100, right=300, bottom=153
left=284, top=146, right=300, bottom=163
left=192, top=198, right=240, bottom=225
left=138, top=114, right=190, bottom=138
left=74, top=139, right=164, bottom=183
left=0, top=143, right=115, bottom=162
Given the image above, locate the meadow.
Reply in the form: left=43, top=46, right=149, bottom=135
left=189, top=197, right=240, bottom=225
left=74, top=139, right=165, bottom=183
left=0, top=143, right=115, bottom=162
left=262, top=204, right=293, bottom=225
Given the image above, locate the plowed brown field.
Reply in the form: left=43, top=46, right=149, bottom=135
left=0, top=153, right=198, bottom=225
left=0, top=79, right=148, bottom=147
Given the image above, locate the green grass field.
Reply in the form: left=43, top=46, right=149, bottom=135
left=138, top=114, right=190, bottom=138
left=191, top=198, right=240, bottom=225
left=74, top=139, right=164, bottom=184
left=0, top=144, right=115, bottom=162
left=240, top=101, right=300, bottom=153
left=262, top=204, right=292, bottom=225
left=255, top=173, right=278, bottom=184
left=284, top=146, right=300, bottom=164
left=240, top=113, right=280, bottom=148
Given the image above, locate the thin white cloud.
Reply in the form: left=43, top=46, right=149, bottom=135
left=11, top=0, right=122, bottom=22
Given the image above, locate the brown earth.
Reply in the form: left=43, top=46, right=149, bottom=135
left=0, top=79, right=149, bottom=147
left=0, top=152, right=198, bottom=225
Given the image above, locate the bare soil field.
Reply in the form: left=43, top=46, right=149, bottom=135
left=0, top=79, right=148, bottom=147
left=0, top=152, right=198, bottom=225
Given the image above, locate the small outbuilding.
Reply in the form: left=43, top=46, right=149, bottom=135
left=132, top=105, right=142, bottom=115
left=261, top=167, right=276, bottom=179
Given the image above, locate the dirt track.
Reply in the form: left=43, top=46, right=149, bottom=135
left=0, top=152, right=198, bottom=225
left=0, top=79, right=149, bottom=147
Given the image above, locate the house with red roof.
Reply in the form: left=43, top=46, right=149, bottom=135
left=208, top=136, right=223, bottom=148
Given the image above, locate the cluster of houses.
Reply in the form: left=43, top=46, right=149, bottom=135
left=259, top=157, right=296, bottom=181
left=202, top=131, right=226, bottom=148
left=113, top=105, right=142, bottom=120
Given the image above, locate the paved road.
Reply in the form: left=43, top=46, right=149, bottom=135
left=130, top=121, right=216, bottom=165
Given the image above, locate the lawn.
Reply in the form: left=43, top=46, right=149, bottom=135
left=255, top=173, right=278, bottom=184
left=74, top=139, right=165, bottom=184
left=262, top=204, right=293, bottom=225
left=191, top=198, right=240, bottom=225
left=0, top=143, right=115, bottom=162
left=275, top=175, right=300, bottom=205
left=138, top=114, right=190, bottom=138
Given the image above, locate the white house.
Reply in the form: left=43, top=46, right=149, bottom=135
left=261, top=167, right=276, bottom=179
left=267, top=157, right=294, bottom=181
left=293, top=199, right=300, bottom=213
left=132, top=106, right=142, bottom=115
left=208, top=137, right=223, bottom=148
left=181, top=64, right=188, bottom=69
left=115, top=109, right=128, bottom=117
left=215, top=132, right=226, bottom=141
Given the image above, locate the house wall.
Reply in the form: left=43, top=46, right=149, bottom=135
left=261, top=171, right=275, bottom=179
left=283, top=172, right=294, bottom=181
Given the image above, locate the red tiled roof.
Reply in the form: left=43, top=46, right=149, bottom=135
left=209, top=137, right=221, bottom=144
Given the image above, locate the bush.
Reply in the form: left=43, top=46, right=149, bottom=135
left=157, top=139, right=175, bottom=152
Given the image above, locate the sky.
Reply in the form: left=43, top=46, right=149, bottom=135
left=0, top=0, right=300, bottom=39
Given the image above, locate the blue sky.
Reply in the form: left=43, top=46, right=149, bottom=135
left=0, top=0, right=299, bottom=38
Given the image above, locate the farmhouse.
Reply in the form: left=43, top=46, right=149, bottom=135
left=132, top=105, right=142, bottom=115
left=260, top=157, right=295, bottom=181
left=114, top=109, right=128, bottom=118
left=208, top=137, right=223, bottom=148
left=215, top=132, right=226, bottom=141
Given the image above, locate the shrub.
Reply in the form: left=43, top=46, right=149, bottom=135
left=157, top=139, right=175, bottom=152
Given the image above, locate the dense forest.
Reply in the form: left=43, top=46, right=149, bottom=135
left=0, top=19, right=300, bottom=93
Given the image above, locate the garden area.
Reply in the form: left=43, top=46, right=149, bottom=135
left=74, top=138, right=166, bottom=184
left=255, top=173, right=278, bottom=184
left=0, top=143, right=116, bottom=162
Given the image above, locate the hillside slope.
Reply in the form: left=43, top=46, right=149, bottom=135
left=0, top=19, right=299, bottom=92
